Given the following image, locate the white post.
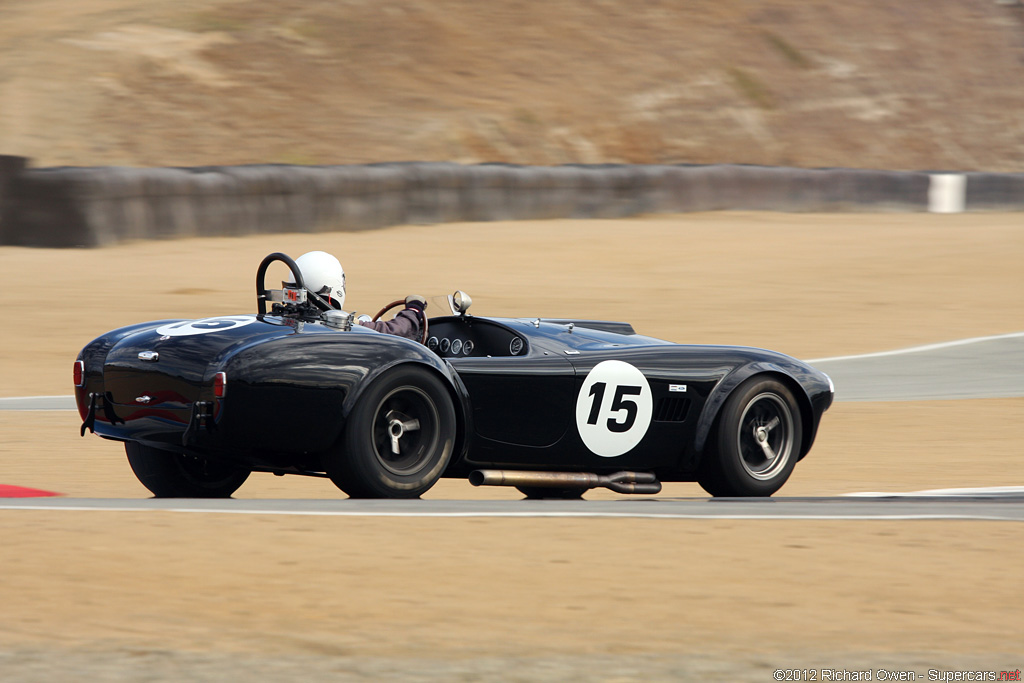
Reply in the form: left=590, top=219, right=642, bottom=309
left=928, top=173, right=967, bottom=213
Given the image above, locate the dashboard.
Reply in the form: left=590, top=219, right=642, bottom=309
left=425, top=318, right=528, bottom=359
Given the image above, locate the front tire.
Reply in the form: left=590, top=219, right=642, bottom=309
left=329, top=365, right=456, bottom=498
left=698, top=377, right=802, bottom=497
left=125, top=442, right=250, bottom=498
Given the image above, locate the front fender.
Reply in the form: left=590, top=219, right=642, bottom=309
left=693, top=361, right=813, bottom=457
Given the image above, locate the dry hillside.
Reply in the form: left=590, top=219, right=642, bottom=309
left=1, top=0, right=1023, bottom=171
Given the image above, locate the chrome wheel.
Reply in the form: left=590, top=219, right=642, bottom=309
left=699, top=377, right=803, bottom=497
left=736, top=392, right=795, bottom=481
left=372, top=387, right=439, bottom=476
left=330, top=365, right=456, bottom=498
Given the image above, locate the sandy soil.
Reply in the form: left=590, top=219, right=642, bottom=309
left=2, top=513, right=1021, bottom=681
left=1, top=214, right=1023, bottom=680
left=4, top=0, right=1023, bottom=677
left=3, top=212, right=1023, bottom=398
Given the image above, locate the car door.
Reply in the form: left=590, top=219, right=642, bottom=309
left=454, top=353, right=576, bottom=452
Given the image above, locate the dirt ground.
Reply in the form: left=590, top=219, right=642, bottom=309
left=2, top=0, right=1024, bottom=171
left=1, top=213, right=1022, bottom=680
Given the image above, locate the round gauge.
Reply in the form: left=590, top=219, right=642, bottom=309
left=439, top=338, right=451, bottom=353
left=509, top=337, right=524, bottom=355
left=462, top=340, right=474, bottom=356
left=426, top=336, right=439, bottom=351
left=451, top=339, right=463, bottom=355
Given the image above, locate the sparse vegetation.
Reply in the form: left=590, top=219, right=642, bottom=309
left=727, top=67, right=774, bottom=109
left=763, top=31, right=812, bottom=68
left=2, top=0, right=1023, bottom=170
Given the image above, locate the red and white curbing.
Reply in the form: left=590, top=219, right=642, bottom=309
left=0, top=485, right=62, bottom=498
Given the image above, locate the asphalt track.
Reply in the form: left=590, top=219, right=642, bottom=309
left=2, top=492, right=1024, bottom=520
left=809, top=331, right=1024, bottom=401
left=2, top=333, right=1021, bottom=520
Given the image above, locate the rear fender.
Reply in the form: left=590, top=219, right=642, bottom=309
left=75, top=319, right=186, bottom=418
left=339, top=352, right=471, bottom=463
left=339, top=346, right=456, bottom=417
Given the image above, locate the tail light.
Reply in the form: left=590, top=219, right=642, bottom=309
left=73, top=360, right=85, bottom=387
left=213, top=372, right=227, bottom=398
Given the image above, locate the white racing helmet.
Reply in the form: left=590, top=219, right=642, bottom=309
left=290, top=251, right=346, bottom=309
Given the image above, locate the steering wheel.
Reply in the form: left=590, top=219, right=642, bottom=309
left=373, top=300, right=429, bottom=345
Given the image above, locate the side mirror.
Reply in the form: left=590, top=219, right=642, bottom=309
left=451, top=290, right=472, bottom=316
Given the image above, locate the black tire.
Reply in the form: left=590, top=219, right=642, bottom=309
left=329, top=365, right=456, bottom=498
left=125, top=442, right=250, bottom=498
left=697, top=377, right=802, bottom=497
left=515, top=486, right=585, bottom=500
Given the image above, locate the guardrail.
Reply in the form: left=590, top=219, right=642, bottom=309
left=0, top=158, right=1020, bottom=247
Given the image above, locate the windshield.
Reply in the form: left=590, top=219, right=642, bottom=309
left=421, top=291, right=474, bottom=317
left=426, top=293, right=461, bottom=316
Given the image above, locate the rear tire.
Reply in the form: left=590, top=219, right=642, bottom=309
left=515, top=486, right=585, bottom=500
left=125, top=442, right=250, bottom=498
left=697, top=377, right=802, bottom=497
left=329, top=366, right=456, bottom=499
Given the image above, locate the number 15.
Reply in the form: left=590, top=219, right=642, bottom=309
left=586, top=382, right=642, bottom=433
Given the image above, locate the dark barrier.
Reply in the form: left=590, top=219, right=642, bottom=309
left=0, top=156, right=28, bottom=215
left=964, top=173, right=1024, bottom=211
left=0, top=162, right=1020, bottom=247
left=1, top=166, right=94, bottom=247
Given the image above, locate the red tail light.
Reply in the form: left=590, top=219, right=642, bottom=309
left=73, top=360, right=85, bottom=387
left=213, top=372, right=227, bottom=398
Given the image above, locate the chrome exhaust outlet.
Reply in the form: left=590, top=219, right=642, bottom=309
left=469, top=469, right=661, bottom=495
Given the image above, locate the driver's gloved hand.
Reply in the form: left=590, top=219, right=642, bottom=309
left=404, top=295, right=427, bottom=312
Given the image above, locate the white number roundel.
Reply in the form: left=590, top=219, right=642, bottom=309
left=155, top=316, right=257, bottom=337
left=575, top=360, right=653, bottom=457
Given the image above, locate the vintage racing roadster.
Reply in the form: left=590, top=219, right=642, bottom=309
left=75, top=253, right=833, bottom=499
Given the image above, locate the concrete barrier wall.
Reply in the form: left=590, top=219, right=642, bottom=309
left=0, top=156, right=28, bottom=215
left=0, top=161, right=1020, bottom=247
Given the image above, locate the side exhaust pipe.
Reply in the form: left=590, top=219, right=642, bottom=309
left=469, top=470, right=662, bottom=495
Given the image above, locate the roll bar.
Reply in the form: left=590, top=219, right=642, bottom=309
left=255, top=252, right=304, bottom=315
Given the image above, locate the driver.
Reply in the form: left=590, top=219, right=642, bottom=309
left=290, top=251, right=426, bottom=340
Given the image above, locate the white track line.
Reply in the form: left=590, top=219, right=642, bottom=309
left=0, top=504, right=1018, bottom=522
left=0, top=395, right=70, bottom=399
left=844, top=486, right=1024, bottom=498
left=0, top=395, right=76, bottom=411
left=806, top=331, right=1024, bottom=364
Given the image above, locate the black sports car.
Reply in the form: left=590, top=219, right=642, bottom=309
left=75, top=253, right=833, bottom=499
